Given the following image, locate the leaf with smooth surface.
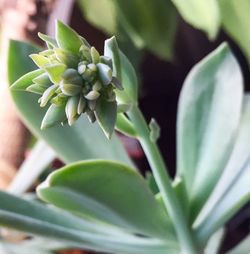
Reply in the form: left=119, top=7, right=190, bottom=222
left=114, top=0, right=177, bottom=60
left=0, top=191, right=176, bottom=254
left=195, top=157, right=250, bottom=245
left=194, top=95, right=250, bottom=232
left=104, top=38, right=138, bottom=104
left=78, top=0, right=117, bottom=35
left=219, top=0, right=250, bottom=65
left=7, top=40, right=133, bottom=166
left=55, top=20, right=83, bottom=55
left=37, top=160, right=176, bottom=240
left=171, top=0, right=220, bottom=39
left=95, top=98, right=117, bottom=139
left=11, top=69, right=44, bottom=90
left=177, top=43, right=243, bottom=219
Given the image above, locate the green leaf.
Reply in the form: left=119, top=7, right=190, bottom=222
left=0, top=191, right=176, bottom=254
left=115, top=113, right=137, bottom=137
left=41, top=104, right=67, bottom=129
left=104, top=38, right=138, bottom=104
left=204, top=228, right=225, bottom=254
left=56, top=20, right=83, bottom=55
left=176, top=43, right=243, bottom=219
left=7, top=40, right=133, bottom=167
left=193, top=96, right=250, bottom=244
left=195, top=156, right=250, bottom=245
left=37, top=160, right=176, bottom=240
left=26, top=83, right=46, bottom=95
left=30, top=54, right=50, bottom=68
left=38, top=32, right=58, bottom=48
left=11, top=69, right=44, bottom=91
left=219, top=0, right=250, bottom=65
left=227, top=234, right=250, bottom=254
left=95, top=98, right=117, bottom=139
left=44, top=63, right=66, bottom=84
left=78, top=0, right=117, bottom=35
left=171, top=0, right=220, bottom=39
left=114, top=0, right=177, bottom=60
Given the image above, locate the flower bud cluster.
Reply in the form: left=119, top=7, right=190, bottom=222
left=28, top=34, right=123, bottom=126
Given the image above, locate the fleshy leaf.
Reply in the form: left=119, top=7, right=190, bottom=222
left=37, top=160, right=176, bottom=240
left=41, top=104, right=67, bottom=129
left=11, top=69, right=44, bottom=91
left=44, top=63, right=66, bottom=84
left=95, top=98, right=117, bottom=139
left=176, top=43, right=243, bottom=219
left=171, top=0, right=220, bottom=39
left=56, top=20, right=83, bottom=55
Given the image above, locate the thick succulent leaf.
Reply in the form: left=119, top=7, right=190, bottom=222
left=114, top=0, right=177, bottom=60
left=78, top=0, right=117, bottom=35
left=41, top=104, right=67, bottom=129
left=44, top=63, right=66, bottom=84
left=38, top=32, right=58, bottom=48
left=7, top=40, right=133, bottom=166
left=95, top=98, right=117, bottom=139
left=219, top=0, right=250, bottom=65
left=0, top=191, right=175, bottom=254
left=204, top=228, right=225, bottom=254
left=226, top=234, right=250, bottom=254
left=37, top=160, right=176, bottom=241
left=104, top=37, right=138, bottom=104
left=55, top=20, right=83, bottom=55
left=194, top=95, right=250, bottom=232
left=171, top=0, right=220, bottom=39
left=8, top=140, right=56, bottom=195
left=176, top=43, right=243, bottom=219
left=11, top=69, right=44, bottom=90
left=195, top=157, right=250, bottom=244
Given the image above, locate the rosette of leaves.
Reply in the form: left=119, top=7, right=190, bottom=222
left=11, top=21, right=124, bottom=139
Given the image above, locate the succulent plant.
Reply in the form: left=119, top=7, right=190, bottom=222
left=12, top=21, right=124, bottom=139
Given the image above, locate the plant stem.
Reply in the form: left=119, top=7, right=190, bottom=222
left=128, top=106, right=197, bottom=254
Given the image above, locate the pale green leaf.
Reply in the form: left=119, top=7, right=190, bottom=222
left=219, top=0, right=250, bottom=65
left=176, top=43, right=243, bottom=219
left=171, top=0, right=220, bottom=39
left=56, top=20, right=83, bottom=55
left=37, top=160, right=176, bottom=241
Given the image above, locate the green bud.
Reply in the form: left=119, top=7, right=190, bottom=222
left=40, top=84, right=58, bottom=107
left=92, top=80, right=102, bottom=91
left=85, top=90, right=100, bottom=100
left=81, top=68, right=95, bottom=82
left=79, top=44, right=91, bottom=62
left=51, top=93, right=67, bottom=106
left=62, top=69, right=82, bottom=86
left=78, top=62, right=87, bottom=75
left=100, top=56, right=112, bottom=69
left=91, top=47, right=100, bottom=64
left=54, top=48, right=78, bottom=68
left=65, top=96, right=79, bottom=125
left=60, top=82, right=82, bottom=96
left=77, top=96, right=87, bottom=114
left=149, top=118, right=160, bottom=142
left=87, top=63, right=97, bottom=72
left=97, top=63, right=112, bottom=85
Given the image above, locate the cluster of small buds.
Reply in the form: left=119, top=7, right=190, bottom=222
left=27, top=37, right=123, bottom=126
